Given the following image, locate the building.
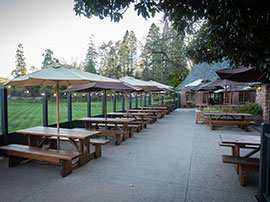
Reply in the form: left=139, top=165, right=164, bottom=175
left=177, top=62, right=256, bottom=107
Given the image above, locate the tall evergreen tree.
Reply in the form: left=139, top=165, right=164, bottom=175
left=42, top=49, right=58, bottom=68
left=11, top=44, right=27, bottom=78
left=84, top=36, right=97, bottom=73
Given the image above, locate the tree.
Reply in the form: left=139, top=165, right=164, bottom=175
left=42, top=49, right=58, bottom=68
left=84, top=36, right=97, bottom=73
left=11, top=44, right=27, bottom=78
left=140, top=21, right=189, bottom=87
left=73, top=0, right=270, bottom=74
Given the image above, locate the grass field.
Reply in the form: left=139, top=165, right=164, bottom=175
left=0, top=95, right=174, bottom=134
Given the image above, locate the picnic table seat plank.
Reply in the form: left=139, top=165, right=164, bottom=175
left=0, top=144, right=81, bottom=177
left=222, top=155, right=259, bottom=186
left=209, top=120, right=256, bottom=131
left=48, top=136, right=110, bottom=158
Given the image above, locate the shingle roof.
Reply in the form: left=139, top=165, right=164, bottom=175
left=177, top=61, right=229, bottom=90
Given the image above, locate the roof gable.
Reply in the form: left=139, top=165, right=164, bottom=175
left=178, top=61, right=229, bottom=90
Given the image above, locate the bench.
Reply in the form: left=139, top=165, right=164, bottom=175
left=95, top=123, right=136, bottom=137
left=209, top=120, right=256, bottom=131
left=222, top=155, right=259, bottom=186
left=49, top=136, right=110, bottom=158
left=0, top=144, right=81, bottom=177
left=70, top=128, right=123, bottom=145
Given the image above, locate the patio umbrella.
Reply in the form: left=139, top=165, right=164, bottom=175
left=119, top=77, right=163, bottom=108
left=62, top=81, right=143, bottom=117
left=6, top=63, right=121, bottom=149
left=216, top=66, right=270, bottom=83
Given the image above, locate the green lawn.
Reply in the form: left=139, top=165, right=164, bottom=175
left=0, top=95, right=175, bottom=134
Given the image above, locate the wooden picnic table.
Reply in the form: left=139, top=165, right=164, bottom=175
left=78, top=117, right=135, bottom=141
left=204, top=112, right=255, bottom=131
left=140, top=106, right=168, bottom=110
left=128, top=109, right=165, bottom=118
left=219, top=134, right=260, bottom=185
left=16, top=126, right=101, bottom=166
left=107, top=112, right=150, bottom=129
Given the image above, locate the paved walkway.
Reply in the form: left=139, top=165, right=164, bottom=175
left=0, top=109, right=259, bottom=202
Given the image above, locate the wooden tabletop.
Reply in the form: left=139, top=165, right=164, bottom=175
left=16, top=126, right=100, bottom=139
left=128, top=109, right=162, bottom=113
left=219, top=134, right=260, bottom=145
left=140, top=106, right=168, bottom=110
left=204, top=112, right=253, bottom=117
left=78, top=117, right=135, bottom=123
left=107, top=112, right=150, bottom=116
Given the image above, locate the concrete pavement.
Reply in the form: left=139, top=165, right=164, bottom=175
left=0, top=109, right=259, bottom=202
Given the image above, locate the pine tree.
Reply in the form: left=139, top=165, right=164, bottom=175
left=42, top=49, right=58, bottom=68
left=11, top=44, right=27, bottom=78
left=84, top=36, right=97, bottom=73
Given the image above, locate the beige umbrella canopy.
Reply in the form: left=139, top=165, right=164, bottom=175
left=119, top=77, right=163, bottom=108
left=6, top=63, right=121, bottom=149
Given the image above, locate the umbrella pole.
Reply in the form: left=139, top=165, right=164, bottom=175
left=56, top=83, right=60, bottom=150
left=104, top=90, right=107, bottom=120
left=140, top=94, right=143, bottom=109
left=159, top=92, right=161, bottom=105
left=230, top=85, right=232, bottom=105
left=126, top=92, right=129, bottom=112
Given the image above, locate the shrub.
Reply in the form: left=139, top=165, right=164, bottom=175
left=238, top=103, right=263, bottom=115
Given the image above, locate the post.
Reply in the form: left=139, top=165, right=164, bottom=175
left=144, top=94, right=147, bottom=106
left=177, top=93, right=180, bottom=108
left=113, top=93, right=116, bottom=112
left=148, top=93, right=151, bottom=105
left=122, top=93, right=125, bottom=111
left=161, top=95, right=164, bottom=104
left=87, top=92, right=91, bottom=117
left=102, top=93, right=105, bottom=116
left=1, top=88, right=8, bottom=141
left=135, top=93, right=138, bottom=108
left=67, top=92, right=72, bottom=122
left=42, top=90, right=48, bottom=126
left=129, top=94, right=132, bottom=109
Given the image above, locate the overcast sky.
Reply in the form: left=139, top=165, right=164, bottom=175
left=0, top=0, right=162, bottom=79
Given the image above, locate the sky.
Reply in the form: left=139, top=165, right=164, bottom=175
left=0, top=0, right=162, bottom=79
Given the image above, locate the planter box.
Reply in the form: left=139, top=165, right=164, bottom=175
left=195, top=110, right=208, bottom=124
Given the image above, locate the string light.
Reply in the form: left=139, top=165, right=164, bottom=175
left=82, top=93, right=86, bottom=96
left=41, top=93, right=45, bottom=96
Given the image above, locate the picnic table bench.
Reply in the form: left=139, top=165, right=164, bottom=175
left=49, top=134, right=110, bottom=158
left=78, top=117, right=135, bottom=145
left=0, top=144, right=81, bottom=177
left=204, top=112, right=255, bottom=131
left=222, top=155, right=259, bottom=186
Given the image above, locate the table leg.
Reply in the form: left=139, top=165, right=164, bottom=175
left=79, top=139, right=87, bottom=166
left=142, top=116, right=145, bottom=129
left=123, top=123, right=129, bottom=140
left=234, top=144, right=240, bottom=174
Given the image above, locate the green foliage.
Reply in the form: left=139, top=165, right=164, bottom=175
left=84, top=36, right=97, bottom=73
left=74, top=0, right=270, bottom=75
left=74, top=0, right=160, bottom=22
left=238, top=103, right=263, bottom=115
left=140, top=21, right=189, bottom=87
left=98, top=31, right=137, bottom=78
left=201, top=107, right=235, bottom=113
left=11, top=44, right=27, bottom=78
left=42, top=49, right=58, bottom=68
